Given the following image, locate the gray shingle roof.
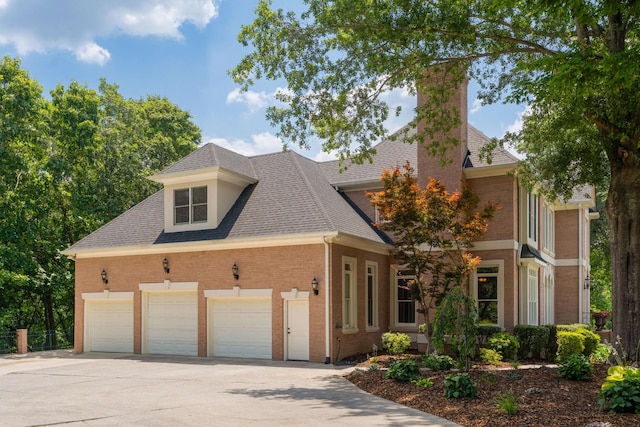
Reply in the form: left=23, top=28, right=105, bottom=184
left=320, top=124, right=518, bottom=187
left=67, top=149, right=384, bottom=252
left=156, top=143, right=257, bottom=180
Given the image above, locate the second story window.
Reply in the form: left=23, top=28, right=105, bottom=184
left=174, top=186, right=207, bottom=225
left=528, top=192, right=538, bottom=243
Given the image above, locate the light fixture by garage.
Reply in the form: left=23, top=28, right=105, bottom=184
left=232, top=263, right=239, bottom=280
left=312, top=277, right=319, bottom=295
left=101, top=269, right=108, bottom=285
left=163, top=257, right=170, bottom=274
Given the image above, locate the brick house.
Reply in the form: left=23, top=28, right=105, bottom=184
left=63, top=81, right=595, bottom=363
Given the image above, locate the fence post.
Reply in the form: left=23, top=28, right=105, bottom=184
left=17, top=329, right=28, bottom=354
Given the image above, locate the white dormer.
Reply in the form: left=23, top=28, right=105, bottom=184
left=149, top=144, right=258, bottom=233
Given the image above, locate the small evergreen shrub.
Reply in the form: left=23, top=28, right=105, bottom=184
left=477, top=325, right=502, bottom=346
left=558, top=354, right=593, bottom=381
left=544, top=325, right=558, bottom=362
left=495, top=389, right=519, bottom=415
left=556, top=331, right=585, bottom=363
left=444, top=372, right=478, bottom=398
left=598, top=365, right=640, bottom=413
left=412, top=377, right=434, bottom=388
left=368, top=363, right=380, bottom=371
left=513, top=325, right=549, bottom=359
left=575, top=328, right=600, bottom=357
left=480, top=348, right=503, bottom=366
left=422, top=353, right=455, bottom=371
left=381, top=331, right=412, bottom=355
left=486, top=332, right=519, bottom=360
left=556, top=323, right=590, bottom=332
left=385, top=359, right=421, bottom=382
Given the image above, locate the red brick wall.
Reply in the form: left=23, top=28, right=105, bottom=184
left=555, top=210, right=579, bottom=259
left=468, top=175, right=518, bottom=242
left=555, top=266, right=580, bottom=324
left=74, top=242, right=391, bottom=363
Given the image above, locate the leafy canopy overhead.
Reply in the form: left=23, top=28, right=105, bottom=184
left=232, top=0, right=640, bottom=199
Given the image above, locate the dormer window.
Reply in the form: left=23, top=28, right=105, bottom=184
left=174, top=186, right=207, bottom=225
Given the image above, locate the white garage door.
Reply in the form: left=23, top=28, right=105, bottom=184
left=211, top=298, right=272, bottom=359
left=146, top=292, right=197, bottom=356
left=85, top=299, right=133, bottom=353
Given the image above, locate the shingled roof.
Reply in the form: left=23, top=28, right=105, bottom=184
left=66, top=124, right=518, bottom=254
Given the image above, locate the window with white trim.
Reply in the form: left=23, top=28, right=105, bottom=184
left=476, top=266, right=499, bottom=324
left=174, top=186, right=207, bottom=225
left=395, top=271, right=416, bottom=325
left=543, top=273, right=554, bottom=324
left=528, top=192, right=538, bottom=243
left=342, top=257, right=357, bottom=331
left=365, top=261, right=379, bottom=330
left=542, top=202, right=554, bottom=253
left=528, top=268, right=539, bottom=325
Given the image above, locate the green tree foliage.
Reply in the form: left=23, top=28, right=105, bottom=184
left=0, top=56, right=201, bottom=342
left=232, top=0, right=640, bottom=358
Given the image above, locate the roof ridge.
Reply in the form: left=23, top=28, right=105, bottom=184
left=288, top=152, right=337, bottom=231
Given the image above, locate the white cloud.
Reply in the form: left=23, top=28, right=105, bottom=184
left=313, top=150, right=338, bottom=162
left=379, top=86, right=415, bottom=134
left=0, top=1, right=218, bottom=64
left=204, top=132, right=283, bottom=157
left=470, top=98, right=482, bottom=114
left=502, top=105, right=531, bottom=136
left=226, top=88, right=270, bottom=112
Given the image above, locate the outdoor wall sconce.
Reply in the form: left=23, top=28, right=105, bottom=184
left=163, top=257, right=170, bottom=274
left=584, top=275, right=594, bottom=290
left=101, top=269, right=108, bottom=285
left=312, top=277, right=319, bottom=295
left=232, top=263, right=239, bottom=280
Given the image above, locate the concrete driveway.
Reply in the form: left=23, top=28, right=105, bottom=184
left=0, top=351, right=460, bottom=426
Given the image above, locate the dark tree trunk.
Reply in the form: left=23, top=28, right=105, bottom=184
left=606, top=146, right=640, bottom=360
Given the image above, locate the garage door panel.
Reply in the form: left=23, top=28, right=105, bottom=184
left=146, top=292, right=197, bottom=356
left=211, top=298, right=272, bottom=359
left=86, top=300, right=133, bottom=353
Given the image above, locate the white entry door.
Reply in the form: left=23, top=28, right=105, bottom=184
left=145, top=291, right=198, bottom=356
left=286, top=299, right=309, bottom=361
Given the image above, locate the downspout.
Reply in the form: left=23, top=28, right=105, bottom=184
left=323, top=235, right=331, bottom=364
left=578, top=204, right=584, bottom=323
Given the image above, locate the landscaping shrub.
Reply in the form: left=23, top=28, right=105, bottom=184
left=477, top=325, right=502, bottom=346
left=598, top=365, right=640, bottom=413
left=558, top=354, right=593, bottom=381
left=422, top=353, right=455, bottom=371
left=575, top=328, right=600, bottom=357
left=381, top=331, right=412, bottom=355
left=480, top=348, right=503, bottom=366
left=556, top=323, right=590, bottom=332
left=495, top=389, right=519, bottom=415
left=486, top=332, right=519, bottom=360
left=590, top=343, right=613, bottom=364
left=413, top=377, right=434, bottom=388
left=444, top=372, right=478, bottom=398
left=543, top=325, right=558, bottom=361
left=556, top=331, right=585, bottom=363
left=385, top=358, right=421, bottom=382
left=513, top=325, right=549, bottom=359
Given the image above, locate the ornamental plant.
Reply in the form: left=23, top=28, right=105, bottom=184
left=381, top=331, right=411, bottom=355
left=422, top=353, right=455, bottom=371
left=558, top=354, right=594, bottom=381
left=486, top=332, right=520, bottom=360
left=385, top=358, right=421, bottom=382
left=444, top=372, right=477, bottom=398
left=598, top=365, right=640, bottom=413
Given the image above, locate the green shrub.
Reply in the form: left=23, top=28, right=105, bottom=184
left=544, top=325, right=558, bottom=362
left=385, top=359, right=421, bottom=382
left=444, top=372, right=478, bottom=398
left=556, top=331, right=585, bottom=363
left=368, top=363, right=380, bottom=371
left=413, top=377, right=434, bottom=388
left=598, top=365, right=640, bottom=413
left=556, top=323, right=590, bottom=332
left=422, top=353, right=455, bottom=371
left=486, top=332, right=519, bottom=360
left=477, top=325, right=502, bottom=346
left=575, top=328, right=600, bottom=357
left=480, top=348, right=503, bottom=366
left=590, top=343, right=613, bottom=364
left=513, top=325, right=549, bottom=359
left=558, top=354, right=593, bottom=381
left=495, top=389, right=519, bottom=415
left=381, top=332, right=412, bottom=355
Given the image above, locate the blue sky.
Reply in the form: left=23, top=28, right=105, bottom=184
left=0, top=0, right=525, bottom=162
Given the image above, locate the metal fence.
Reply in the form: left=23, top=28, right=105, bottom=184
left=0, top=330, right=73, bottom=354
left=0, top=331, right=17, bottom=354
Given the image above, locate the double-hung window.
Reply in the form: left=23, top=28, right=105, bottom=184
left=477, top=266, right=499, bottom=324
left=528, top=192, right=538, bottom=243
left=342, top=257, right=357, bottom=332
left=365, top=261, right=378, bottom=330
left=396, top=271, right=416, bottom=326
left=174, top=186, right=207, bottom=225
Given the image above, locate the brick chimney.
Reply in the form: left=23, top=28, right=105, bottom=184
left=416, top=68, right=468, bottom=193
